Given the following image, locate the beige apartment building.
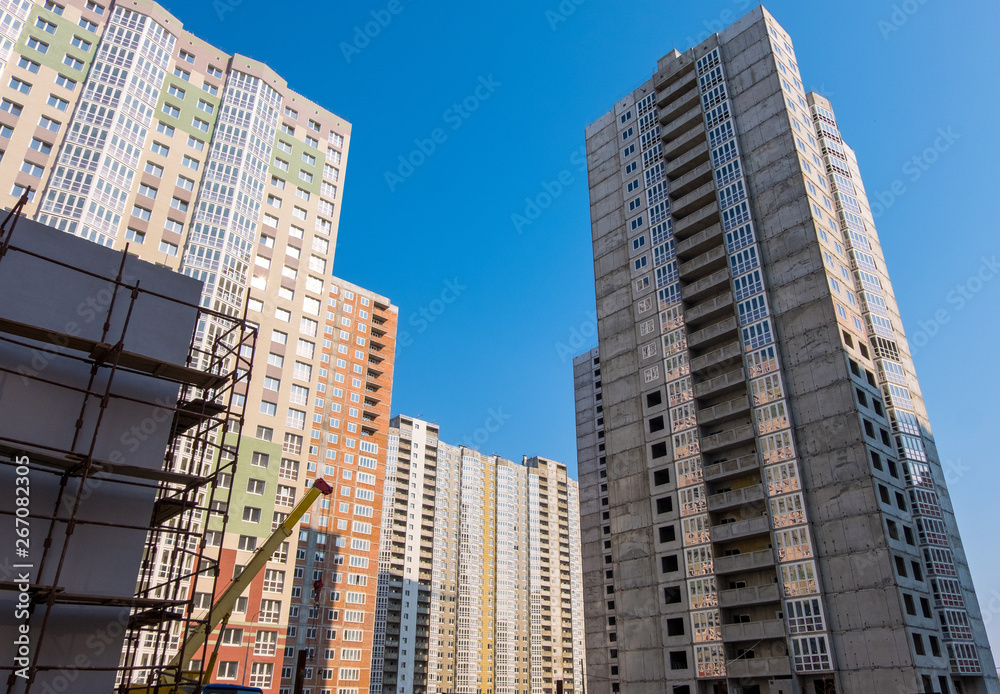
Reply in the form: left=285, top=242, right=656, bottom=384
left=370, top=415, right=586, bottom=694
left=577, top=6, right=997, bottom=694
left=0, top=1, right=397, bottom=693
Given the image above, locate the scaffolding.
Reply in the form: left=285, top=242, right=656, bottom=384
left=0, top=194, right=256, bottom=693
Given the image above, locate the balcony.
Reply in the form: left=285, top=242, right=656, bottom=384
left=700, top=423, right=756, bottom=454
left=703, top=453, right=760, bottom=482
left=673, top=202, right=720, bottom=239
left=687, top=316, right=738, bottom=351
left=718, top=583, right=781, bottom=607
left=710, top=515, right=771, bottom=543
left=684, top=291, right=734, bottom=328
left=682, top=266, right=730, bottom=302
left=665, top=139, right=711, bottom=180
left=722, top=619, right=786, bottom=642
left=689, top=339, right=741, bottom=374
left=658, top=83, right=701, bottom=125
left=662, top=123, right=707, bottom=161
left=726, top=657, right=792, bottom=679
left=671, top=180, right=718, bottom=220
left=679, top=244, right=728, bottom=282
left=655, top=55, right=696, bottom=92
left=669, top=159, right=714, bottom=200
left=713, top=549, right=776, bottom=574
left=697, top=395, right=749, bottom=427
left=661, top=103, right=704, bottom=143
left=676, top=221, right=724, bottom=261
left=693, top=367, right=746, bottom=400
left=707, top=483, right=764, bottom=512
left=656, top=67, right=697, bottom=106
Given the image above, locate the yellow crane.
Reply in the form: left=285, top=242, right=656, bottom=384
left=127, top=478, right=334, bottom=694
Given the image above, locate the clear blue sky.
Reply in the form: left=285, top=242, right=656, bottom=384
left=171, top=0, right=1000, bottom=647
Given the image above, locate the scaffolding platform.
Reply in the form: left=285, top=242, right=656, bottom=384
left=0, top=192, right=256, bottom=694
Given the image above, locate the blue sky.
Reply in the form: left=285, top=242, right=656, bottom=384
left=173, top=0, right=1000, bottom=646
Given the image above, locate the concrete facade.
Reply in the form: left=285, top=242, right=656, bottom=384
left=577, top=7, right=998, bottom=694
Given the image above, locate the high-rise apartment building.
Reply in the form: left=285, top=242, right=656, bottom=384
left=370, top=415, right=586, bottom=694
left=276, top=279, right=397, bottom=694
left=0, top=1, right=397, bottom=692
left=577, top=6, right=997, bottom=694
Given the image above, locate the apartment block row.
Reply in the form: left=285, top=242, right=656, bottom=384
left=369, top=415, right=585, bottom=694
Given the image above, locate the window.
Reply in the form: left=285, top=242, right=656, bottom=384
left=19, top=161, right=44, bottom=177
left=151, top=141, right=169, bottom=156
left=217, top=662, right=238, bottom=680
left=170, top=197, right=189, bottom=213
left=138, top=183, right=157, bottom=199
left=156, top=121, right=175, bottom=136
left=145, top=162, right=163, bottom=177
left=237, top=535, right=256, bottom=551
left=260, top=401, right=277, bottom=416
left=85, top=0, right=105, bottom=13
left=46, top=94, right=69, bottom=111
left=176, top=175, right=195, bottom=191
left=10, top=184, right=34, bottom=202
left=38, top=116, right=60, bottom=132
left=27, top=37, right=49, bottom=54
left=131, top=205, right=151, bottom=222
left=168, top=84, right=185, bottom=99
left=70, top=35, right=91, bottom=51
left=36, top=17, right=57, bottom=34
left=242, top=507, right=261, bottom=523
left=0, top=99, right=22, bottom=116
left=283, top=433, right=303, bottom=455
left=124, top=228, right=145, bottom=244
left=193, top=117, right=209, bottom=132
left=208, top=65, right=223, bottom=78
left=79, top=18, right=98, bottom=32
left=9, top=78, right=31, bottom=94
left=18, top=57, right=39, bottom=74
left=158, top=241, right=178, bottom=257
left=63, top=55, right=84, bottom=71
left=173, top=67, right=190, bottom=81
left=182, top=155, right=199, bottom=170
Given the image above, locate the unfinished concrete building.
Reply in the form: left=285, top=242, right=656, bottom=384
left=576, top=6, right=998, bottom=694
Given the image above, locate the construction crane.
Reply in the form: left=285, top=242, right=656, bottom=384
left=127, top=478, right=334, bottom=694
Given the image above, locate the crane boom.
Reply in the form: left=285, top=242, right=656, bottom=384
left=165, top=478, right=333, bottom=682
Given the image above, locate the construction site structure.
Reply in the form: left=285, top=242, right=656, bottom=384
left=0, top=196, right=256, bottom=694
